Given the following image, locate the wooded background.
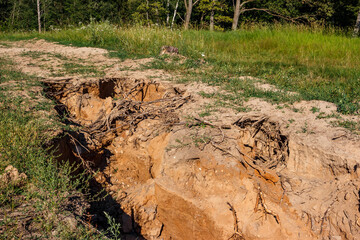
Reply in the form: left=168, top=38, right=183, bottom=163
left=0, top=0, right=359, bottom=32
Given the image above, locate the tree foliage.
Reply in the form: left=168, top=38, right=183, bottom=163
left=198, top=0, right=231, bottom=30
left=0, top=0, right=359, bottom=31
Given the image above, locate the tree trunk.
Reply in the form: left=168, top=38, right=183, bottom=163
left=353, top=10, right=360, bottom=37
left=200, top=13, right=204, bottom=29
left=10, top=1, right=17, bottom=26
left=166, top=0, right=170, bottom=26
left=210, top=8, right=214, bottom=31
left=171, top=0, right=179, bottom=29
left=184, top=0, right=193, bottom=30
left=232, top=0, right=241, bottom=30
left=43, top=0, right=48, bottom=32
left=37, top=0, right=41, bottom=33
left=146, top=0, right=149, bottom=26
left=43, top=4, right=46, bottom=32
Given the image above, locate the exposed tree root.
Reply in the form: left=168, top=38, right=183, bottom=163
left=227, top=202, right=245, bottom=240
left=254, top=184, right=280, bottom=224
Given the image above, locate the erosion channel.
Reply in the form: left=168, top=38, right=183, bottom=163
left=45, top=77, right=360, bottom=240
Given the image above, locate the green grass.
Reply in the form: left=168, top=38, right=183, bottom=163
left=19, top=51, right=69, bottom=61
left=331, top=120, right=360, bottom=134
left=1, top=23, right=360, bottom=114
left=0, top=57, right=35, bottom=84
left=62, top=62, right=104, bottom=76
left=0, top=58, right=113, bottom=239
left=20, top=50, right=44, bottom=59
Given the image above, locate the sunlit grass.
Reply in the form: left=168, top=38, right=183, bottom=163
left=1, top=23, right=359, bottom=114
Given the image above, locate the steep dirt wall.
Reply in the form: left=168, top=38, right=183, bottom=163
left=43, top=77, right=360, bottom=240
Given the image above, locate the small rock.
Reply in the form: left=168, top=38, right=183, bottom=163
left=63, top=216, right=78, bottom=230
left=0, top=165, right=27, bottom=187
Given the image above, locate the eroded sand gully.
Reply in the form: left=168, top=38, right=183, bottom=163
left=2, top=40, right=360, bottom=239
left=43, top=77, right=360, bottom=240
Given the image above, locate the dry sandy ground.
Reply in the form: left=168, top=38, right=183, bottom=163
left=1, top=39, right=360, bottom=240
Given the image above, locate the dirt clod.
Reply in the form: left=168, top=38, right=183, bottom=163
left=0, top=165, right=27, bottom=187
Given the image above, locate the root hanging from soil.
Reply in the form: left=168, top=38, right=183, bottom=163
left=234, top=115, right=289, bottom=169
left=254, top=184, right=280, bottom=224
left=87, top=94, right=190, bottom=138
left=44, top=77, right=191, bottom=147
left=227, top=202, right=245, bottom=240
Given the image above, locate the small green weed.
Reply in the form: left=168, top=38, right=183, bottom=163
left=316, top=112, right=342, bottom=119
left=166, top=139, right=191, bottom=151
left=0, top=42, right=10, bottom=47
left=310, top=107, right=320, bottom=113
left=49, top=53, right=69, bottom=61
left=198, top=103, right=219, bottom=118
left=191, top=134, right=212, bottom=148
left=292, top=107, right=301, bottom=113
left=104, top=212, right=122, bottom=240
left=331, top=120, right=360, bottom=134
left=303, top=123, right=308, bottom=133
left=20, top=51, right=44, bottom=59
left=62, top=62, right=104, bottom=77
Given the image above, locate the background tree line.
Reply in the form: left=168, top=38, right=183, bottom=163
left=0, top=0, right=359, bottom=33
